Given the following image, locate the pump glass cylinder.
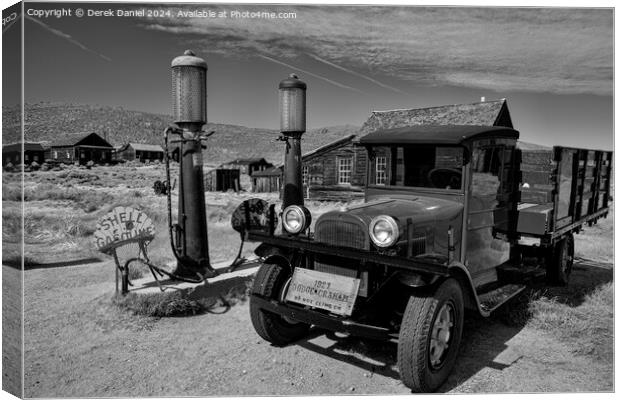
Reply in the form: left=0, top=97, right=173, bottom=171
left=279, top=87, right=305, bottom=133
left=171, top=50, right=207, bottom=126
left=172, top=66, right=206, bottom=125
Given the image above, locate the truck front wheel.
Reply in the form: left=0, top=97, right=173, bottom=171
left=546, top=233, right=574, bottom=286
left=250, top=263, right=310, bottom=346
left=397, top=278, right=464, bottom=392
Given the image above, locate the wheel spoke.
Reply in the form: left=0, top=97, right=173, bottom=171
left=429, top=303, right=455, bottom=368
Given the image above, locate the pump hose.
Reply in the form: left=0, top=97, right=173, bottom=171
left=124, top=257, right=207, bottom=284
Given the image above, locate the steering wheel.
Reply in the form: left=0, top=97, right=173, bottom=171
left=427, top=168, right=462, bottom=189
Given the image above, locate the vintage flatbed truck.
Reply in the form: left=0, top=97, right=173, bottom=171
left=240, top=124, right=612, bottom=392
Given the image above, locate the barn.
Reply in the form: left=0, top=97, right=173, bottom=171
left=255, top=98, right=514, bottom=201
left=2, top=142, right=45, bottom=166
left=116, top=142, right=164, bottom=163
left=46, top=132, right=114, bottom=165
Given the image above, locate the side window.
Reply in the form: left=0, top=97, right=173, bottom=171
left=375, top=156, right=387, bottom=185
left=471, top=146, right=503, bottom=207
left=302, top=165, right=309, bottom=185
left=337, top=157, right=353, bottom=185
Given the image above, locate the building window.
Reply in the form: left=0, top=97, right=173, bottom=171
left=302, top=166, right=309, bottom=185
left=25, top=154, right=30, bottom=162
left=338, top=157, right=353, bottom=185
left=376, top=156, right=387, bottom=185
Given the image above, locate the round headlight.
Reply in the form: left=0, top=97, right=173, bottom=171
left=369, top=215, right=399, bottom=248
left=282, top=205, right=311, bottom=234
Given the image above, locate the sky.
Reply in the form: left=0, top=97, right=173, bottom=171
left=2, top=1, right=614, bottom=149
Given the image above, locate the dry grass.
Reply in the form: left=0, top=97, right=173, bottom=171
left=528, top=282, right=613, bottom=362
left=112, top=278, right=252, bottom=317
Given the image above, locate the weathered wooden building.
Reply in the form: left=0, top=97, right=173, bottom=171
left=220, top=158, right=274, bottom=191
left=252, top=167, right=283, bottom=193
left=254, top=99, right=515, bottom=201
left=204, top=168, right=241, bottom=192
left=46, top=132, right=114, bottom=165
left=2, top=142, right=45, bottom=166
left=220, top=158, right=273, bottom=175
left=116, top=143, right=164, bottom=162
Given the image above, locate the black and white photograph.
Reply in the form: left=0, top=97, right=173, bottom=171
left=1, top=0, right=615, bottom=397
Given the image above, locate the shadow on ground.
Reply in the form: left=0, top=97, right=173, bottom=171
left=289, top=257, right=613, bottom=393
left=3, top=257, right=103, bottom=270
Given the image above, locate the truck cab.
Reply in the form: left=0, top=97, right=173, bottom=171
left=242, top=124, right=611, bottom=392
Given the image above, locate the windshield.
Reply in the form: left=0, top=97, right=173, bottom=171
left=369, top=145, right=464, bottom=190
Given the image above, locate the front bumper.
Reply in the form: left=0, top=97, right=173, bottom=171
left=251, top=294, right=396, bottom=341
left=248, top=230, right=449, bottom=276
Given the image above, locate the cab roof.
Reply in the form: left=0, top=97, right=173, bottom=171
left=359, top=125, right=519, bottom=146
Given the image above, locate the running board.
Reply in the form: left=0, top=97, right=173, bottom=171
left=477, top=284, right=526, bottom=314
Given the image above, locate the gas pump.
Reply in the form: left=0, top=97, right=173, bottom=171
left=117, top=50, right=309, bottom=291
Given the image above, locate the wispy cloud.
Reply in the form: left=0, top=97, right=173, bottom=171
left=307, top=53, right=407, bottom=94
left=139, top=6, right=612, bottom=96
left=26, top=16, right=111, bottom=62
left=258, top=54, right=364, bottom=94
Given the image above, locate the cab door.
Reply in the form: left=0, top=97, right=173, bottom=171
left=466, top=142, right=515, bottom=287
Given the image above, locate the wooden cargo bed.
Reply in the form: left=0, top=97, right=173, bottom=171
left=516, top=146, right=612, bottom=240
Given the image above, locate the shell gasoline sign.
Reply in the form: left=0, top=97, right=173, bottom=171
left=94, top=206, right=155, bottom=252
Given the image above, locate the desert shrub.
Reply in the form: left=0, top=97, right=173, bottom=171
left=23, top=184, right=113, bottom=212
left=2, top=184, right=22, bottom=201
left=30, top=161, right=40, bottom=170
left=22, top=212, right=92, bottom=240
left=113, top=292, right=203, bottom=317
left=2, top=208, right=22, bottom=241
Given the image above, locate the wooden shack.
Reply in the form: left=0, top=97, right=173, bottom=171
left=220, top=158, right=273, bottom=176
left=45, top=132, right=114, bottom=165
left=252, top=167, right=283, bottom=193
left=205, top=168, right=241, bottom=192
left=116, top=143, right=164, bottom=162
left=2, top=142, right=45, bottom=166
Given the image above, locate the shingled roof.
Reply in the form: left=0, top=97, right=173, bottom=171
left=50, top=132, right=113, bottom=148
left=3, top=142, right=45, bottom=152
left=119, top=143, right=164, bottom=152
left=360, top=99, right=513, bottom=135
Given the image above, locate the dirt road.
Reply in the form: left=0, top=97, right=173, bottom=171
left=18, top=256, right=612, bottom=397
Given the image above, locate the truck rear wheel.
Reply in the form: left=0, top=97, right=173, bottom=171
left=546, top=233, right=574, bottom=286
left=250, top=263, right=310, bottom=346
left=397, top=278, right=464, bottom=392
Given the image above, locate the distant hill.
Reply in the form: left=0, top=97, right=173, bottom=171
left=2, top=103, right=550, bottom=165
left=2, top=103, right=360, bottom=165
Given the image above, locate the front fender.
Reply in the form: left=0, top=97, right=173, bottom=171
left=254, top=244, right=293, bottom=273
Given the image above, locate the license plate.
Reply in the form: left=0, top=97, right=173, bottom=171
left=285, top=268, right=360, bottom=316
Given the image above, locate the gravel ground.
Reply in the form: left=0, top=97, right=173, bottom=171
left=18, top=258, right=613, bottom=397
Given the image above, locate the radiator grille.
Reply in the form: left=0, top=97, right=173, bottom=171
left=315, top=219, right=368, bottom=249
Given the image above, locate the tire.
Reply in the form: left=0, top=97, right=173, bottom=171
left=397, top=278, right=464, bottom=392
left=546, top=233, right=574, bottom=286
left=249, top=263, right=310, bottom=346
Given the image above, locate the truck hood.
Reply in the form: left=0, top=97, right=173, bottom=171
left=317, top=196, right=463, bottom=227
